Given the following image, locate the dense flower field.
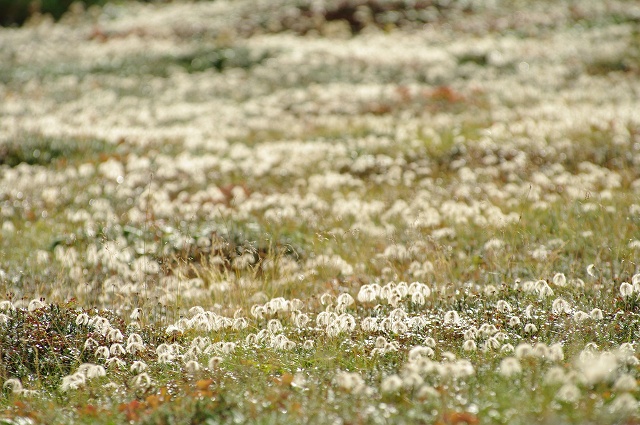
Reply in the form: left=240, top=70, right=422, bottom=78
left=1, top=0, right=640, bottom=423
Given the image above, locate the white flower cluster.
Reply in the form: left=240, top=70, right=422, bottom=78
left=357, top=281, right=431, bottom=306
left=61, top=363, right=106, bottom=392
left=250, top=297, right=305, bottom=319
left=165, top=308, right=241, bottom=334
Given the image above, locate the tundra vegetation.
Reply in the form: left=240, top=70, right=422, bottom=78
left=1, top=0, right=640, bottom=424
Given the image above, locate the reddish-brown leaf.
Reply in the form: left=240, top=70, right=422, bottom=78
left=195, top=379, right=214, bottom=391
left=118, top=400, right=143, bottom=422
left=443, top=411, right=480, bottom=425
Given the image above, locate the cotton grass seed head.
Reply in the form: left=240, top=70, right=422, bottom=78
left=208, top=356, right=223, bottom=369
left=499, top=357, right=522, bottom=377
left=573, top=311, right=590, bottom=322
left=424, top=337, right=437, bottom=348
left=552, top=273, right=567, bottom=287
left=556, top=383, right=581, bottom=403
left=105, top=357, right=126, bottom=369
left=130, top=361, right=148, bottom=374
left=408, top=346, right=434, bottom=361
left=132, top=373, right=152, bottom=390
left=544, top=366, right=567, bottom=385
left=590, top=308, right=604, bottom=320
left=110, top=343, right=126, bottom=356
left=576, top=351, right=618, bottom=386
left=27, top=299, right=45, bottom=312
left=609, top=393, right=639, bottom=414
left=552, top=298, right=571, bottom=314
left=515, top=343, right=534, bottom=358
left=3, top=378, right=23, bottom=395
left=548, top=343, right=564, bottom=362
left=185, top=360, right=201, bottom=374
left=508, top=316, right=521, bottom=327
left=463, top=340, right=477, bottom=352
left=61, top=373, right=86, bottom=392
left=75, top=313, right=90, bottom=326
left=334, top=371, right=366, bottom=394
left=496, top=300, right=512, bottom=313
left=95, top=346, right=110, bottom=359
left=501, top=343, right=515, bottom=353
left=0, top=301, right=15, bottom=312
left=443, top=310, right=460, bottom=325
left=619, top=282, right=633, bottom=298
left=612, top=374, right=638, bottom=392
left=380, top=374, right=403, bottom=394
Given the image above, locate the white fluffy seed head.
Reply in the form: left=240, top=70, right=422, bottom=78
left=60, top=373, right=86, bottom=392
left=380, top=375, right=403, bottom=394
left=110, top=343, right=126, bottom=356
left=411, top=292, right=426, bottom=305
left=556, top=383, right=580, bottom=402
left=573, top=311, right=590, bottom=322
left=423, top=337, right=437, bottom=348
left=357, top=285, right=378, bottom=303
left=132, top=373, right=152, bottom=390
left=185, top=360, right=201, bottom=374
left=515, top=343, right=534, bottom=358
left=544, top=366, right=566, bottom=385
left=508, top=316, right=521, bottom=327
left=552, top=273, right=567, bottom=286
left=75, top=313, right=90, bottom=326
left=590, top=308, right=604, bottom=320
left=336, top=293, right=354, bottom=307
left=130, top=361, right=148, bottom=374
left=334, top=371, right=366, bottom=394
left=552, top=298, right=571, bottom=314
left=3, top=378, right=23, bottom=394
left=609, top=393, right=639, bottom=413
left=0, top=301, right=16, bottom=312
left=375, top=336, right=387, bottom=348
left=408, top=346, right=434, bottom=361
left=361, top=317, right=379, bottom=332
left=620, top=282, right=633, bottom=298
left=208, top=356, right=223, bottom=369
left=443, top=310, right=460, bottom=325
left=496, top=300, right=512, bottom=313
left=28, top=299, right=45, bottom=312
left=130, top=308, right=142, bottom=321
left=267, top=319, right=283, bottom=334
left=548, top=343, right=564, bottom=362
left=107, top=328, right=124, bottom=343
left=612, top=374, right=638, bottom=392
left=533, top=343, right=549, bottom=358
left=499, top=357, right=522, bottom=377
left=463, top=340, right=477, bottom=352
left=483, top=337, right=500, bottom=351
left=95, top=346, right=110, bottom=359
left=501, top=343, right=514, bottom=353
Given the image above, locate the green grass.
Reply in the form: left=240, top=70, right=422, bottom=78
left=0, top=135, right=115, bottom=168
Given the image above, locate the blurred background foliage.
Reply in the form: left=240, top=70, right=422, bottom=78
left=0, top=0, right=465, bottom=29
left=0, top=0, right=106, bottom=26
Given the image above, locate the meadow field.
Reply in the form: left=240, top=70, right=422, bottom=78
left=1, top=0, right=640, bottom=423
